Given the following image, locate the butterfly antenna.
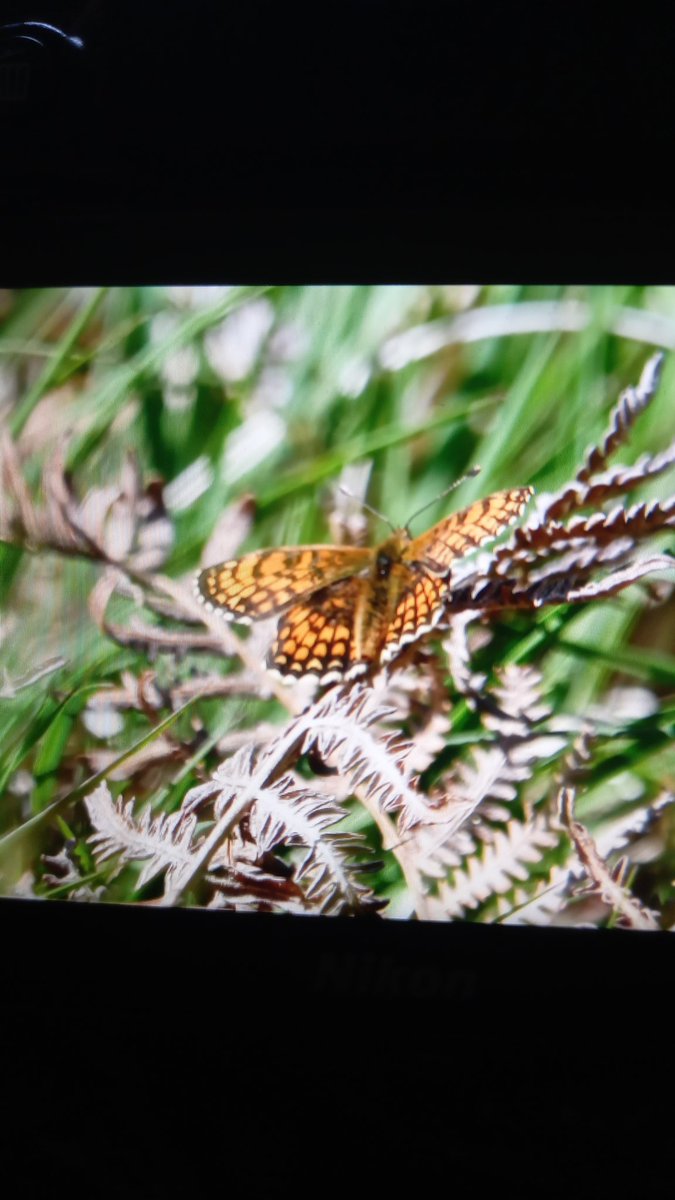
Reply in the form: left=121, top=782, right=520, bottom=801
left=338, top=486, right=396, bottom=533
left=405, top=465, right=482, bottom=531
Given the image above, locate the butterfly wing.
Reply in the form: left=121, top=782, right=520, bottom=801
left=379, top=487, right=534, bottom=665
left=268, top=576, right=378, bottom=682
left=381, top=572, right=449, bottom=664
left=403, top=487, right=534, bottom=574
left=196, top=544, right=371, bottom=623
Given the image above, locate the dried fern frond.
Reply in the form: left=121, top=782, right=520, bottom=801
left=0, top=434, right=173, bottom=569
left=84, top=686, right=432, bottom=913
left=430, top=816, right=559, bottom=920
left=576, top=354, right=664, bottom=482
left=85, top=765, right=379, bottom=914
left=85, top=782, right=201, bottom=892
left=437, top=354, right=674, bottom=621
left=208, top=777, right=377, bottom=914
left=85, top=678, right=538, bottom=915
left=395, top=660, right=568, bottom=911
left=544, top=353, right=666, bottom=516
left=41, top=844, right=105, bottom=903
left=532, top=456, right=675, bottom=528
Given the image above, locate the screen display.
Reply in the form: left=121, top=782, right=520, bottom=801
left=1, top=285, right=673, bottom=927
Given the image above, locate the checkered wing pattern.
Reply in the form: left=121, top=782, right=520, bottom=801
left=197, top=485, right=534, bottom=681
left=381, top=572, right=449, bottom=663
left=404, top=487, right=534, bottom=574
left=196, top=545, right=371, bottom=623
left=268, top=577, right=371, bottom=681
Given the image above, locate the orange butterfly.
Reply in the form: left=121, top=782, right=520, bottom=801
left=196, top=487, right=533, bottom=683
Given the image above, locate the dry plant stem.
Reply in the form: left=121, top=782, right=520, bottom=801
left=558, top=787, right=660, bottom=931
left=215, top=723, right=285, bottom=753
left=170, top=676, right=279, bottom=703
left=500, top=792, right=674, bottom=927
left=393, top=840, right=445, bottom=919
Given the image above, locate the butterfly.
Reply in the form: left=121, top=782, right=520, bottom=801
left=195, top=487, right=534, bottom=683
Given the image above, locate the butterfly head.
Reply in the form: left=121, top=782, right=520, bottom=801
left=374, top=528, right=411, bottom=575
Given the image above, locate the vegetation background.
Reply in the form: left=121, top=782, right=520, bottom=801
left=0, top=284, right=673, bottom=919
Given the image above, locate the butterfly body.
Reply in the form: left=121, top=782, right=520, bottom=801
left=196, top=487, right=533, bottom=683
left=315, top=532, right=415, bottom=672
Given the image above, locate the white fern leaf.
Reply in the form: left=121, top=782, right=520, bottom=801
left=85, top=781, right=199, bottom=889
left=435, top=817, right=559, bottom=918
left=228, top=779, right=374, bottom=912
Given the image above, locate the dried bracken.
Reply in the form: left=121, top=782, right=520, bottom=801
left=444, top=355, right=674, bottom=615
left=0, top=436, right=173, bottom=570
left=429, top=816, right=560, bottom=920
left=84, top=685, right=394, bottom=913
left=1, top=354, right=673, bottom=921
